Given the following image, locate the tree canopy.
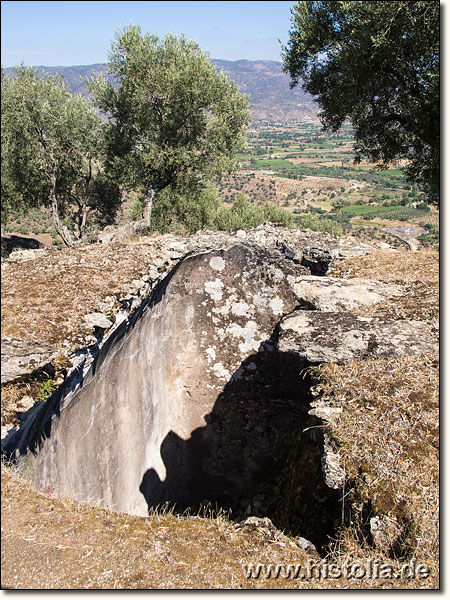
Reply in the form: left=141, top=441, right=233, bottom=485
left=282, top=1, right=439, bottom=204
left=87, top=25, right=251, bottom=225
left=1, top=65, right=121, bottom=244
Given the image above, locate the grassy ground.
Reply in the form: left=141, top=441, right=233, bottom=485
left=0, top=457, right=438, bottom=589
left=1, top=241, right=439, bottom=589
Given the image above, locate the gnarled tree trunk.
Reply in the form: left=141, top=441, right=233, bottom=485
left=49, top=170, right=74, bottom=247
left=142, top=181, right=166, bottom=228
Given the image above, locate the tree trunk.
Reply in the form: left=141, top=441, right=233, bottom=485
left=142, top=182, right=165, bottom=228
left=73, top=202, right=90, bottom=240
left=49, top=172, right=73, bottom=247
left=74, top=158, right=92, bottom=239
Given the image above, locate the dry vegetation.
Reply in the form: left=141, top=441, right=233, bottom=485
left=318, top=354, right=439, bottom=564
left=1, top=241, right=439, bottom=589
left=1, top=458, right=438, bottom=589
left=328, top=248, right=439, bottom=328
left=1, top=239, right=175, bottom=350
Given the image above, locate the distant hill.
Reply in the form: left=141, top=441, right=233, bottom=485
left=3, top=60, right=319, bottom=125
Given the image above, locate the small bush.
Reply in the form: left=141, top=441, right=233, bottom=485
left=129, top=197, right=144, bottom=222
left=294, top=214, right=343, bottom=237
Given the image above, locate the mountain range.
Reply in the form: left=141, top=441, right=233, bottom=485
left=3, top=60, right=319, bottom=124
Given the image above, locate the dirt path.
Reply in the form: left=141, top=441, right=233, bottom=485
left=384, top=226, right=427, bottom=251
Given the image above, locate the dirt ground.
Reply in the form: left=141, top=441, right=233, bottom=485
left=1, top=243, right=439, bottom=590
left=1, top=462, right=438, bottom=590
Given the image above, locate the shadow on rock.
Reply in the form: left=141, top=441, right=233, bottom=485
left=140, top=334, right=341, bottom=550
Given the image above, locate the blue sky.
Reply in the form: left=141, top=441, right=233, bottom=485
left=1, top=0, right=297, bottom=67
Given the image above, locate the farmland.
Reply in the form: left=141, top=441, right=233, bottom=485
left=3, top=123, right=439, bottom=250
left=218, top=123, right=439, bottom=247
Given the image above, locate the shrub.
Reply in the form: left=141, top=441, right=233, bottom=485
left=294, top=214, right=343, bottom=237
left=129, top=196, right=144, bottom=222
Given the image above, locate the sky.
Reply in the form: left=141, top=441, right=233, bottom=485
left=1, top=0, right=297, bottom=67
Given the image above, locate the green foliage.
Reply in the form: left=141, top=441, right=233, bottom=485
left=1, top=65, right=121, bottom=243
left=148, top=185, right=293, bottom=234
left=88, top=25, right=250, bottom=222
left=214, top=193, right=293, bottom=231
left=262, top=202, right=293, bottom=227
left=37, top=379, right=58, bottom=402
left=282, top=1, right=439, bottom=204
left=129, top=197, right=144, bottom=223
left=293, top=214, right=343, bottom=237
left=151, top=183, right=222, bottom=234
left=417, top=232, right=439, bottom=248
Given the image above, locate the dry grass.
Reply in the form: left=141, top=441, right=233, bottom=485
left=329, top=248, right=439, bottom=327
left=328, top=247, right=439, bottom=284
left=1, top=382, right=41, bottom=427
left=1, top=460, right=438, bottom=589
left=1, top=461, right=317, bottom=590
left=1, top=240, right=439, bottom=589
left=317, top=354, right=438, bottom=580
left=1, top=240, right=173, bottom=351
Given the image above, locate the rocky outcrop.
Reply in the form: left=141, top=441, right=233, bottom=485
left=1, top=234, right=44, bottom=260
left=1, top=227, right=438, bottom=552
left=1, top=224, right=373, bottom=387
left=2, top=244, right=311, bottom=516
left=1, top=338, right=59, bottom=384
left=292, top=276, right=402, bottom=312
left=277, top=311, right=437, bottom=364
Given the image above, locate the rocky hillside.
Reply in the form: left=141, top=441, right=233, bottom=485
left=3, top=60, right=319, bottom=124
left=1, top=225, right=439, bottom=589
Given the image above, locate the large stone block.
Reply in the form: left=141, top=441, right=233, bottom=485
left=3, top=244, right=309, bottom=516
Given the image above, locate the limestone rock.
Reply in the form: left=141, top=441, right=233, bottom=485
left=83, top=312, right=113, bottom=331
left=300, top=246, right=337, bottom=275
left=235, top=516, right=278, bottom=540
left=1, top=337, right=58, bottom=384
left=321, top=434, right=345, bottom=490
left=297, top=536, right=319, bottom=556
left=2, top=244, right=309, bottom=516
left=16, top=395, right=35, bottom=412
left=370, top=514, right=402, bottom=554
left=308, top=398, right=342, bottom=425
left=1, top=234, right=44, bottom=259
left=292, top=276, right=402, bottom=312
left=277, top=311, right=438, bottom=363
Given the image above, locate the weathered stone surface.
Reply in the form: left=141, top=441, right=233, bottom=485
left=1, top=234, right=45, bottom=260
left=308, top=398, right=342, bottom=425
left=1, top=338, right=58, bottom=384
left=321, top=434, right=345, bottom=490
left=277, top=311, right=438, bottom=364
left=3, top=244, right=312, bottom=516
left=293, top=276, right=403, bottom=312
left=297, top=536, right=319, bottom=556
left=1, top=224, right=373, bottom=368
left=83, top=312, right=113, bottom=331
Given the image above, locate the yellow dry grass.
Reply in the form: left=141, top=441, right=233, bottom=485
left=1, top=240, right=439, bottom=589
left=1, top=460, right=438, bottom=589
left=1, top=241, right=171, bottom=350
left=318, top=354, right=438, bottom=573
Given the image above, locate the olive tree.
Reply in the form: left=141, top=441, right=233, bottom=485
left=1, top=65, right=121, bottom=244
left=88, top=25, right=251, bottom=226
left=282, top=1, right=439, bottom=204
